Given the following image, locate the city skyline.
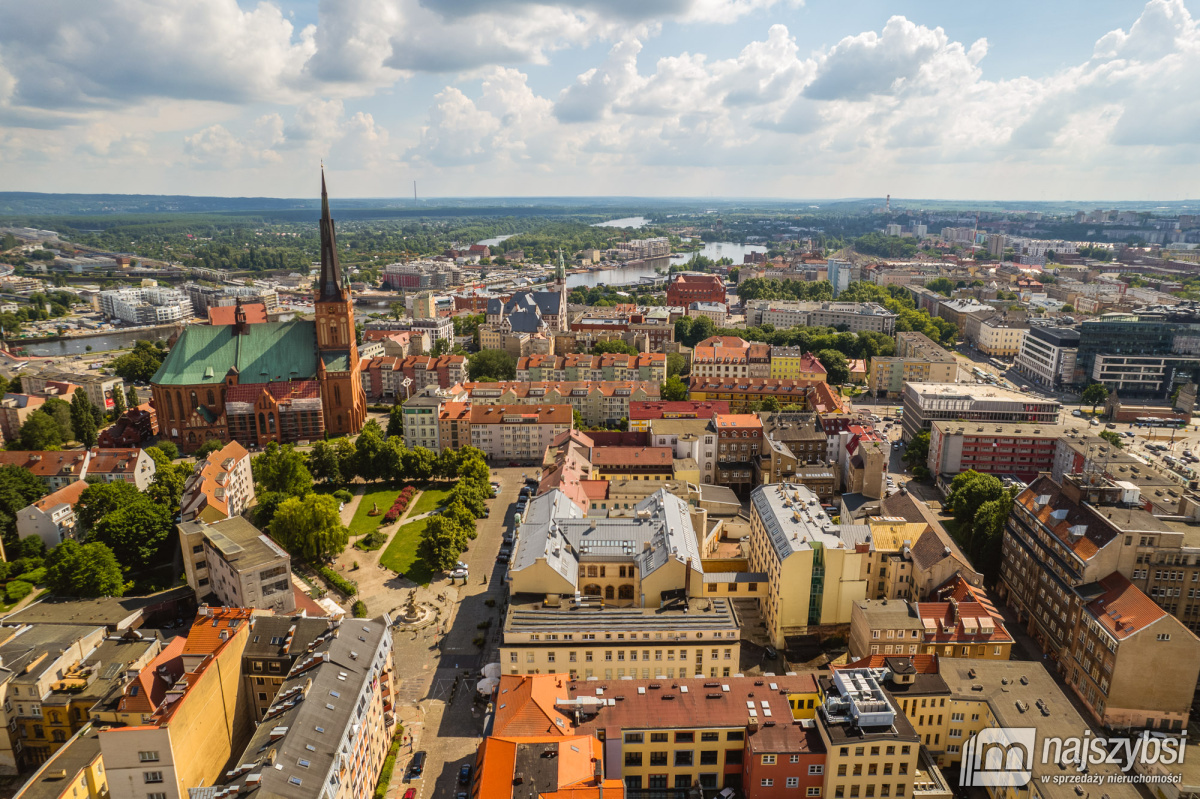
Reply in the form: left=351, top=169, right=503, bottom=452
left=2, top=0, right=1199, bottom=200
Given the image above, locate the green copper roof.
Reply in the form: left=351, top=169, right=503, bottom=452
left=152, top=320, right=318, bottom=386
left=320, top=352, right=351, bottom=372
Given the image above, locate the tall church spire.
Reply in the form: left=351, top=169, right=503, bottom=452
left=318, top=168, right=345, bottom=301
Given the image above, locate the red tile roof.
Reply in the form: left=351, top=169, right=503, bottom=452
left=32, top=479, right=88, bottom=511
left=1085, top=571, right=1167, bottom=641
left=207, top=303, right=268, bottom=326
left=589, top=447, right=674, bottom=468
left=628, top=401, right=730, bottom=421
left=85, top=447, right=145, bottom=475
left=469, top=404, right=573, bottom=425
left=0, top=450, right=89, bottom=478
left=836, top=654, right=941, bottom=674
left=492, top=674, right=574, bottom=737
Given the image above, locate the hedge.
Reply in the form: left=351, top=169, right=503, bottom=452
left=316, top=565, right=357, bottom=597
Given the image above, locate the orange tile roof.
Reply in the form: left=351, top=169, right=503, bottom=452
left=713, top=413, right=763, bottom=430
left=579, top=480, right=610, bottom=501
left=181, top=440, right=249, bottom=518
left=469, top=404, right=573, bottom=425
left=118, top=635, right=187, bottom=714
left=913, top=600, right=1012, bottom=645
left=207, top=303, right=268, bottom=326
left=85, top=447, right=145, bottom=475
left=182, top=607, right=254, bottom=657
left=836, top=654, right=941, bottom=674
left=438, top=401, right=472, bottom=422
left=1085, top=571, right=1167, bottom=640
left=32, top=479, right=88, bottom=511
left=696, top=335, right=748, bottom=349
left=0, top=450, right=89, bottom=478
left=474, top=735, right=619, bottom=799
left=492, top=674, right=574, bottom=737
left=628, top=401, right=729, bottom=421
left=589, top=447, right=674, bottom=468
left=1014, top=476, right=1115, bottom=560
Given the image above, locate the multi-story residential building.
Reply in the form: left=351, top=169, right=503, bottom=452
left=19, top=368, right=125, bottom=413
left=749, top=483, right=871, bottom=647
left=747, top=302, right=898, bottom=335
left=179, top=440, right=254, bottom=523
left=712, top=413, right=764, bottom=492
left=691, top=338, right=771, bottom=381
left=569, top=309, right=675, bottom=352
left=83, top=447, right=157, bottom=490
left=461, top=381, right=661, bottom=427
left=926, top=421, right=1065, bottom=482
left=177, top=516, right=295, bottom=613
left=648, top=418, right=717, bottom=483
left=0, top=451, right=90, bottom=491
left=182, top=282, right=278, bottom=315
left=629, top=401, right=729, bottom=432
left=0, top=624, right=109, bottom=772
left=688, top=379, right=844, bottom=415
left=970, top=316, right=1029, bottom=359
left=848, top=595, right=1013, bottom=661
left=10, top=723, right=110, bottom=799
left=437, top=400, right=472, bottom=453
left=770, top=349, right=828, bottom=382
left=1075, top=305, right=1200, bottom=398
left=516, top=353, right=667, bottom=383
left=667, top=273, right=726, bottom=307
left=359, top=353, right=468, bottom=401
left=15, top=480, right=88, bottom=548
left=470, top=733, right=618, bottom=799
left=198, top=614, right=396, bottom=799
left=827, top=258, right=851, bottom=296
left=239, top=615, right=337, bottom=721
left=569, top=673, right=823, bottom=795
left=500, top=596, right=741, bottom=679
left=589, top=446, right=679, bottom=482
left=760, top=413, right=827, bottom=466
left=869, top=332, right=958, bottom=398
left=401, top=393, right=443, bottom=451
left=998, top=474, right=1200, bottom=730
left=688, top=301, right=728, bottom=326
left=509, top=488, right=703, bottom=607
left=469, top=404, right=573, bottom=462
left=98, top=287, right=193, bottom=324
left=1014, top=326, right=1081, bottom=390
left=935, top=298, right=993, bottom=331
left=0, top=394, right=43, bottom=441
left=899, top=383, right=1060, bottom=442
left=99, top=608, right=256, bottom=799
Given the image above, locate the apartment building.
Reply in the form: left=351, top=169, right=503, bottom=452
left=899, top=383, right=1061, bottom=442
left=461, top=381, right=660, bottom=427
left=691, top=339, right=772, bottom=381
left=749, top=483, right=871, bottom=647
left=10, top=724, right=109, bottom=799
left=500, top=596, right=741, bottom=679
left=868, top=333, right=957, bottom=399
left=199, top=615, right=396, bottom=799
left=469, top=404, right=573, bottom=462
left=570, top=673, right=823, bottom=795
left=401, top=393, right=443, bottom=451
left=688, top=379, right=845, bottom=415
left=0, top=394, right=43, bottom=441
left=100, top=608, right=255, bottom=799
left=589, top=446, right=679, bottom=482
left=848, top=596, right=1012, bottom=662
left=667, top=273, right=726, bottom=307
left=926, top=421, right=1065, bottom=482
left=747, top=302, right=898, bottom=335
left=19, top=369, right=125, bottom=413
left=177, top=516, right=295, bottom=613
left=629, top=401, right=729, bottom=432
left=712, top=413, right=764, bottom=491
left=999, top=474, right=1200, bottom=730
left=98, top=287, right=193, bottom=324
left=517, top=352, right=667, bottom=383
left=83, top=447, right=157, bottom=490
left=970, top=316, right=1029, bottom=359
left=437, top=400, right=472, bottom=452
left=770, top=349, right=828, bottom=382
left=179, top=440, right=254, bottom=522
left=240, top=615, right=337, bottom=721
left=15, top=480, right=88, bottom=548
left=0, top=451, right=90, bottom=490
left=470, top=733, right=618, bottom=799
left=1015, top=326, right=1081, bottom=390
left=688, top=301, right=728, bottom=326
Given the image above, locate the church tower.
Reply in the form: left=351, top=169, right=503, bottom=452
left=315, top=169, right=367, bottom=436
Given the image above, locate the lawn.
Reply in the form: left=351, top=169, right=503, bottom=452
left=348, top=485, right=404, bottom=537
left=410, top=485, right=453, bottom=517
left=379, top=517, right=434, bottom=585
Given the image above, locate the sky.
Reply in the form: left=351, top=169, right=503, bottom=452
left=1, top=0, right=1199, bottom=201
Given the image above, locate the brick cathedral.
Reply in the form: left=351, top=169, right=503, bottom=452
left=150, top=171, right=367, bottom=452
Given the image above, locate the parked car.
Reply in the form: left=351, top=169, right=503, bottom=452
left=1072, top=409, right=1083, bottom=417
left=459, top=765, right=472, bottom=785
left=450, top=567, right=468, bottom=579
left=408, top=751, right=426, bottom=778
left=404, top=790, right=416, bottom=799
left=1090, top=418, right=1100, bottom=426
left=508, top=461, right=520, bottom=467
left=497, top=547, right=512, bottom=562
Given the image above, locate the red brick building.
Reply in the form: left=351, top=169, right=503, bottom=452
left=744, top=724, right=826, bottom=799
left=667, top=273, right=726, bottom=308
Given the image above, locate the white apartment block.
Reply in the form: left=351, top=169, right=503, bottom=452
left=177, top=516, right=295, bottom=614
left=98, top=288, right=193, bottom=324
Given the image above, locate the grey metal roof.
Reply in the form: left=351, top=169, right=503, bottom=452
left=506, top=596, right=739, bottom=633
left=751, top=483, right=860, bottom=560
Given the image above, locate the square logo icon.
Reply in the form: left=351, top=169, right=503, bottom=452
left=960, top=727, right=1036, bottom=787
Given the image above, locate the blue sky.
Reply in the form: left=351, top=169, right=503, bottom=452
left=1, top=0, right=1198, bottom=200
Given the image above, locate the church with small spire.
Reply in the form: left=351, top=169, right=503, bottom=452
left=149, top=170, right=368, bottom=452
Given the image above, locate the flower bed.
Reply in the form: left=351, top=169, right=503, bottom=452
left=382, top=486, right=419, bottom=524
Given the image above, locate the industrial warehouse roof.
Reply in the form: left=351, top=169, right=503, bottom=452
left=151, top=319, right=318, bottom=386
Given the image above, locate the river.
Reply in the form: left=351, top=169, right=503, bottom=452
left=592, top=216, right=650, bottom=229
left=670, top=241, right=767, bottom=265
left=564, top=241, right=769, bottom=288
left=477, top=233, right=515, bottom=247
left=17, top=325, right=177, bottom=357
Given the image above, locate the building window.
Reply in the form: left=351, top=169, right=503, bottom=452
left=809, top=765, right=824, bottom=775
left=762, top=754, right=777, bottom=765
left=674, top=751, right=693, bottom=767
left=143, top=772, right=164, bottom=784
left=788, top=777, right=801, bottom=788
left=808, top=789, right=823, bottom=797
left=762, top=779, right=775, bottom=787
left=138, top=752, right=160, bottom=762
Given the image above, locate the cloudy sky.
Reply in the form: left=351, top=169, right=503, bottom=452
left=1, top=0, right=1198, bottom=200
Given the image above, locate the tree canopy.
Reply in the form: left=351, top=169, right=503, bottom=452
left=90, top=496, right=174, bottom=571
left=467, top=349, right=516, bottom=382
left=46, top=540, right=126, bottom=598
left=110, top=340, right=166, bottom=383
left=268, top=493, right=349, bottom=563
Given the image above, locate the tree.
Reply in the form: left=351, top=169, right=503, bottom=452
left=110, top=385, right=127, bottom=419
left=0, top=465, right=47, bottom=543
left=16, top=412, right=64, bottom=450
left=147, top=462, right=188, bottom=514
left=592, top=339, right=639, bottom=356
left=816, top=349, right=850, bottom=385
left=153, top=440, right=179, bottom=460
left=945, top=470, right=1005, bottom=536
left=661, top=375, right=689, bottom=402
left=1082, top=383, right=1109, bottom=414
left=926, top=278, right=955, bottom=297
left=1061, top=304, right=1075, bottom=313
left=389, top=302, right=405, bottom=321
left=573, top=409, right=586, bottom=430
left=666, top=352, right=686, bottom=377
left=353, top=421, right=388, bottom=482
left=308, top=440, right=343, bottom=484
left=70, top=390, right=99, bottom=447
left=417, top=515, right=469, bottom=572
left=77, top=481, right=143, bottom=530
left=125, top=386, right=140, bottom=411
left=253, top=442, right=313, bottom=497
left=401, top=447, right=436, bottom=482
left=90, top=497, right=173, bottom=570
left=1099, top=430, right=1123, bottom=448
left=467, top=349, right=516, bottom=382
left=970, top=488, right=1017, bottom=583
left=110, top=340, right=165, bottom=383
left=45, top=540, right=126, bottom=598
left=268, top=493, right=349, bottom=562
left=39, top=397, right=75, bottom=442
left=386, top=405, right=405, bottom=438
left=443, top=499, right=477, bottom=535
left=902, top=432, right=931, bottom=481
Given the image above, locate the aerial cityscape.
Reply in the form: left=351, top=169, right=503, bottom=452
left=2, top=2, right=1200, bottom=799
